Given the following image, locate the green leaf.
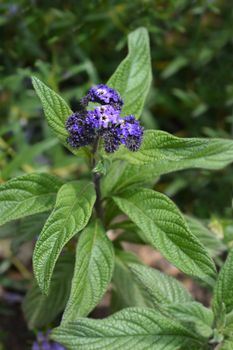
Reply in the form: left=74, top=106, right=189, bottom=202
left=102, top=160, right=157, bottom=196
left=186, top=216, right=226, bottom=258
left=33, top=180, right=96, bottom=294
left=129, top=263, right=192, bottom=306
left=114, top=130, right=233, bottom=175
left=113, top=188, right=216, bottom=285
left=107, top=27, right=152, bottom=119
left=52, top=308, right=202, bottom=350
left=23, top=252, right=74, bottom=329
left=112, top=251, right=153, bottom=310
left=220, top=339, right=233, bottom=350
left=0, top=173, right=63, bottom=226
left=213, top=249, right=233, bottom=314
left=163, top=302, right=213, bottom=338
left=62, top=220, right=114, bottom=322
left=32, top=76, right=71, bottom=143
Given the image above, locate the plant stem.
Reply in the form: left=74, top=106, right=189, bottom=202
left=92, top=137, right=104, bottom=222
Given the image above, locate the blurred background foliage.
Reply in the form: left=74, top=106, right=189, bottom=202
left=0, top=0, right=233, bottom=347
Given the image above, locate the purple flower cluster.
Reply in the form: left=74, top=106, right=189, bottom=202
left=32, top=332, right=66, bottom=350
left=66, top=84, right=144, bottom=153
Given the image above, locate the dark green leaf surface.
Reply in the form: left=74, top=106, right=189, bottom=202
left=33, top=180, right=96, bottom=294
left=114, top=130, right=233, bottom=175
left=62, top=220, right=114, bottom=322
left=52, top=308, right=201, bottom=350
left=107, top=27, right=152, bottom=119
left=0, top=173, right=63, bottom=226
left=113, top=188, right=216, bottom=284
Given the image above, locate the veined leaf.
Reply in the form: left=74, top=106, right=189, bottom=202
left=52, top=307, right=202, bottom=350
left=107, top=27, right=152, bottom=119
left=129, top=263, right=192, bottom=306
left=32, top=76, right=71, bottom=142
left=33, top=180, right=96, bottom=294
left=102, top=160, right=157, bottom=196
left=113, top=188, right=216, bottom=285
left=213, top=249, right=233, bottom=314
left=62, top=220, right=114, bottom=322
left=114, top=130, right=233, bottom=174
left=0, top=173, right=63, bottom=226
left=112, top=251, right=153, bottom=310
left=163, top=302, right=213, bottom=338
left=23, top=253, right=74, bottom=329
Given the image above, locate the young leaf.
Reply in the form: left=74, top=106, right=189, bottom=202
left=52, top=308, right=202, bottom=350
left=113, top=188, right=216, bottom=285
left=33, top=180, right=96, bottom=294
left=163, top=302, right=213, bottom=338
left=213, top=249, right=233, bottom=314
left=129, top=263, right=192, bottom=306
left=107, top=27, right=152, bottom=119
left=0, top=173, right=63, bottom=226
left=114, top=130, right=233, bottom=174
left=32, top=76, right=71, bottom=143
left=23, top=253, right=74, bottom=329
left=62, top=220, right=114, bottom=322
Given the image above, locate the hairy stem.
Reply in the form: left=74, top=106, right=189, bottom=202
left=92, top=137, right=104, bottom=222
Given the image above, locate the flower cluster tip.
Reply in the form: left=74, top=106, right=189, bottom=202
left=66, top=84, right=143, bottom=153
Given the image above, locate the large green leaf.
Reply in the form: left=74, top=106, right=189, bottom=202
left=114, top=130, right=233, bottom=175
left=129, top=263, right=192, bottom=306
left=213, top=249, right=233, bottom=314
left=33, top=180, right=96, bottom=294
left=23, top=253, right=74, bottom=329
left=62, top=220, right=114, bottom=322
left=52, top=308, right=202, bottom=350
left=113, top=188, right=216, bottom=285
left=0, top=173, right=63, bottom=226
left=107, top=27, right=152, bottom=119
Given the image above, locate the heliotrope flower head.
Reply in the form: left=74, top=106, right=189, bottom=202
left=82, top=84, right=123, bottom=110
left=66, top=112, right=96, bottom=148
left=66, top=84, right=144, bottom=153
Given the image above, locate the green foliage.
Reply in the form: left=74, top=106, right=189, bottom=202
left=0, top=173, right=63, bottom=225
left=52, top=308, right=202, bottom=350
left=113, top=188, right=216, bottom=284
left=107, top=27, right=152, bottom=119
left=32, top=76, right=72, bottom=150
left=213, top=249, right=233, bottom=314
left=129, top=263, right=192, bottom=305
left=62, top=220, right=114, bottom=322
left=115, top=130, right=233, bottom=174
left=33, top=180, right=96, bottom=294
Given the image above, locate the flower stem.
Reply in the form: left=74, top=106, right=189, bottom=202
left=92, top=137, right=104, bottom=222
